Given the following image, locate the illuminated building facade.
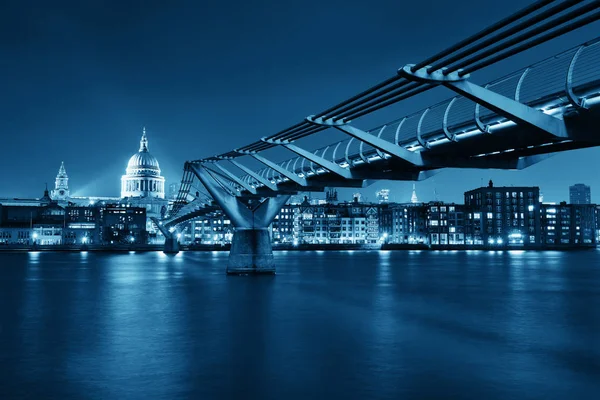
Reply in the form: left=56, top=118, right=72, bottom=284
left=464, top=181, right=541, bottom=246
left=541, top=202, right=596, bottom=246
left=426, top=202, right=466, bottom=245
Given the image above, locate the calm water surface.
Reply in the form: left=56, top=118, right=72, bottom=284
left=1, top=250, right=599, bottom=399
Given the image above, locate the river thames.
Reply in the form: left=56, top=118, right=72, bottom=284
left=1, top=250, right=599, bottom=399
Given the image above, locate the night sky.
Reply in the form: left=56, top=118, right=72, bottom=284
left=1, top=0, right=599, bottom=203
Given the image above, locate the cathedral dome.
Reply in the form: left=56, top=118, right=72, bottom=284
left=121, top=128, right=166, bottom=199
left=125, top=130, right=161, bottom=176
left=127, top=151, right=160, bottom=172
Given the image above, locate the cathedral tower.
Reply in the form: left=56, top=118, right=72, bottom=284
left=51, top=161, right=70, bottom=201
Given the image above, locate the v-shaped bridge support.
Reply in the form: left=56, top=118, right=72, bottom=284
left=150, top=216, right=180, bottom=254
left=189, top=163, right=290, bottom=275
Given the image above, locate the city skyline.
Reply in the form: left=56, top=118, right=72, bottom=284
left=2, top=1, right=600, bottom=202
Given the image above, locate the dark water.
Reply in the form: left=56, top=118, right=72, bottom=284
left=1, top=250, right=599, bottom=399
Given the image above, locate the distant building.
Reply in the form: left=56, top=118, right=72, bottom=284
left=296, top=197, right=379, bottom=244
left=272, top=205, right=296, bottom=243
left=326, top=188, right=338, bottom=203
left=168, top=183, right=180, bottom=200
left=64, top=206, right=100, bottom=245
left=569, top=183, right=591, bottom=205
left=541, top=202, right=596, bottom=246
left=426, top=202, right=466, bottom=245
left=184, top=209, right=232, bottom=245
left=379, top=203, right=427, bottom=244
left=411, top=184, right=419, bottom=204
left=464, top=180, right=541, bottom=246
left=99, top=205, right=147, bottom=244
left=376, top=189, right=390, bottom=204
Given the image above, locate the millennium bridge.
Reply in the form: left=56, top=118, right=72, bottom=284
left=156, top=0, right=600, bottom=274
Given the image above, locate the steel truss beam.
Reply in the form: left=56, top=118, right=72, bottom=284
left=236, top=150, right=308, bottom=187
left=305, top=116, right=424, bottom=166
left=261, top=138, right=355, bottom=179
left=224, top=158, right=279, bottom=192
left=399, top=64, right=569, bottom=140
left=208, top=161, right=257, bottom=194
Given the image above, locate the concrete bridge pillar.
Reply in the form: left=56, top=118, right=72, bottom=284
left=163, top=234, right=180, bottom=254
left=190, top=163, right=290, bottom=275
left=228, top=228, right=275, bottom=274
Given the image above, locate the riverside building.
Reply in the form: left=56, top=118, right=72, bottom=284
left=464, top=181, right=541, bottom=247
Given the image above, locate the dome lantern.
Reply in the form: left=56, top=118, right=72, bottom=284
left=140, top=127, right=149, bottom=152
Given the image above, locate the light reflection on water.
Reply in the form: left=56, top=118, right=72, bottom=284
left=0, top=250, right=599, bottom=399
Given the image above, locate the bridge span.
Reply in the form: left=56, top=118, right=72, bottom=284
left=162, top=0, right=600, bottom=274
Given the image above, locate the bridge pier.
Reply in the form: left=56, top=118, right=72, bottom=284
left=190, top=163, right=289, bottom=275
left=228, top=228, right=274, bottom=275
left=163, top=234, right=180, bottom=254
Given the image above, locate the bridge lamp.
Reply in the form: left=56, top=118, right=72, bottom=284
left=82, top=237, right=88, bottom=244
left=169, top=227, right=175, bottom=233
left=488, top=238, right=495, bottom=245
left=496, top=238, right=503, bottom=245
left=177, top=233, right=182, bottom=239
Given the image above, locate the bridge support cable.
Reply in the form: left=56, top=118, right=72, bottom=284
left=448, top=2, right=600, bottom=76
left=427, top=0, right=582, bottom=74
left=412, top=0, right=556, bottom=72
left=458, top=7, right=600, bottom=76
left=190, top=163, right=290, bottom=275
left=313, top=75, right=403, bottom=120
left=332, top=82, right=428, bottom=122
